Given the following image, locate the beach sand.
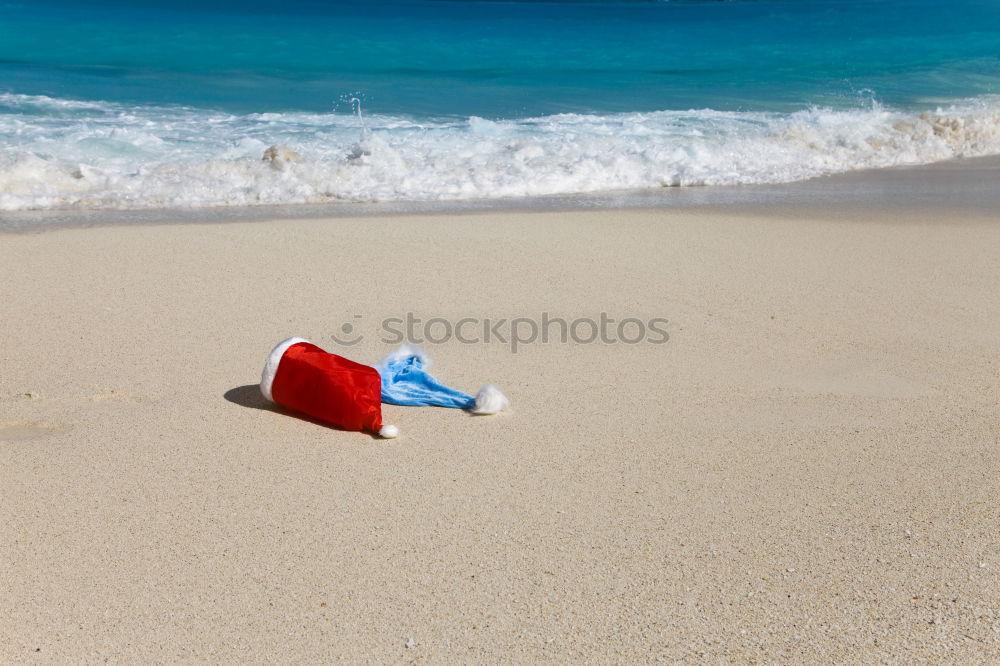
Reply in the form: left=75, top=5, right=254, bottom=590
left=1, top=197, right=999, bottom=662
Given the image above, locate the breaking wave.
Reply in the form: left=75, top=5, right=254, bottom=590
left=2, top=93, right=1000, bottom=211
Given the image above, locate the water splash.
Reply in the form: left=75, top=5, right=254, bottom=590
left=1, top=93, right=999, bottom=211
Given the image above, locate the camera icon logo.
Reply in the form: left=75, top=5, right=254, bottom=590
left=330, top=315, right=364, bottom=346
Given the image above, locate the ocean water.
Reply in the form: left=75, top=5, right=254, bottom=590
left=1, top=0, right=999, bottom=210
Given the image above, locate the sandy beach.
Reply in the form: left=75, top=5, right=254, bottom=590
left=2, top=189, right=999, bottom=662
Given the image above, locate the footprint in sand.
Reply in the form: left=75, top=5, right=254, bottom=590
left=0, top=421, right=68, bottom=441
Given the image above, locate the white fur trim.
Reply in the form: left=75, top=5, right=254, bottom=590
left=378, top=424, right=399, bottom=438
left=260, top=337, right=310, bottom=402
left=470, top=384, right=509, bottom=415
left=376, top=344, right=432, bottom=371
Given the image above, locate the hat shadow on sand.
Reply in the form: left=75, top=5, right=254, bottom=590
left=223, top=384, right=382, bottom=439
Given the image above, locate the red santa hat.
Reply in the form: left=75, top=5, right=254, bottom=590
left=260, top=337, right=398, bottom=438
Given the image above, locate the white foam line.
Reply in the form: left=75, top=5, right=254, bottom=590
left=2, top=94, right=999, bottom=211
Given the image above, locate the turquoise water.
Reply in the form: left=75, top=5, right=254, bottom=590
left=4, top=0, right=999, bottom=116
left=1, top=0, right=999, bottom=209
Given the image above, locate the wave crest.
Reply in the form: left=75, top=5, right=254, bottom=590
left=1, top=93, right=999, bottom=210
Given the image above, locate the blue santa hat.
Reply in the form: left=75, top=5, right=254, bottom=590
left=376, top=345, right=509, bottom=414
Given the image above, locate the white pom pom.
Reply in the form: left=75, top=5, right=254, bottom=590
left=470, top=384, right=509, bottom=415
left=378, top=424, right=399, bottom=439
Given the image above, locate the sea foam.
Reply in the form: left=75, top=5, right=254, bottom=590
left=1, top=93, right=999, bottom=211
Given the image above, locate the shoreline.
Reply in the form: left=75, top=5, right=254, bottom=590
left=2, top=154, right=999, bottom=233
